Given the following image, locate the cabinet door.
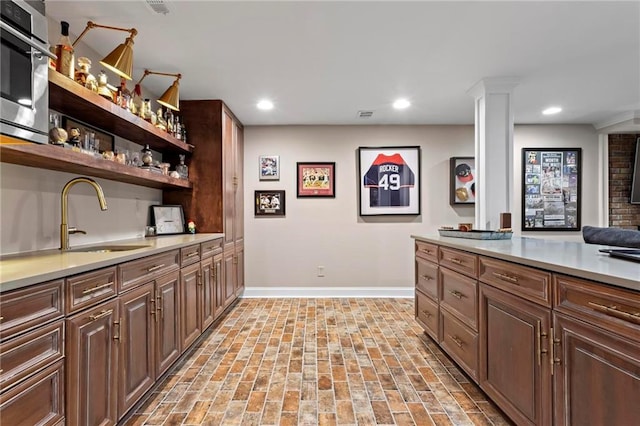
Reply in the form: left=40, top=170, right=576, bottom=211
left=213, top=252, right=225, bottom=318
left=118, top=282, right=155, bottom=417
left=201, top=256, right=215, bottom=330
left=223, top=249, right=236, bottom=308
left=553, top=313, right=640, bottom=426
left=155, top=271, right=181, bottom=377
left=66, top=299, right=119, bottom=426
left=180, top=262, right=201, bottom=350
left=234, top=120, right=244, bottom=245
left=235, top=245, right=244, bottom=297
left=222, top=109, right=235, bottom=249
left=479, top=283, right=552, bottom=426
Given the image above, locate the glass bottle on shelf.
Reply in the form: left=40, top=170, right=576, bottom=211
left=176, top=154, right=188, bottom=179
left=142, top=99, right=153, bottom=122
left=141, top=144, right=153, bottom=166
left=131, top=84, right=143, bottom=116
left=55, top=21, right=74, bottom=79
left=174, top=116, right=182, bottom=140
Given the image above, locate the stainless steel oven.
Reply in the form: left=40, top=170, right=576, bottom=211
left=1, top=0, right=54, bottom=144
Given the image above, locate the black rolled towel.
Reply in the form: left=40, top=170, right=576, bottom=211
left=583, top=226, right=640, bottom=248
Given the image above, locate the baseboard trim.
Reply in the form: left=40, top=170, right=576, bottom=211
left=242, top=286, right=414, bottom=298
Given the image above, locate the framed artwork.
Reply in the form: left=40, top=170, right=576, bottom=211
left=521, top=148, right=581, bottom=231
left=450, top=157, right=475, bottom=205
left=259, top=155, right=280, bottom=180
left=296, top=162, right=336, bottom=197
left=61, top=116, right=114, bottom=152
left=150, top=205, right=185, bottom=235
left=358, top=146, right=421, bottom=216
left=255, top=190, right=286, bottom=217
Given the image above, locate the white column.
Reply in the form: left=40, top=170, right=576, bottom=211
left=467, top=78, right=519, bottom=230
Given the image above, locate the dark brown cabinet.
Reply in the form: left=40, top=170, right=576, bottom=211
left=155, top=272, right=181, bottom=377
left=180, top=262, right=201, bottom=350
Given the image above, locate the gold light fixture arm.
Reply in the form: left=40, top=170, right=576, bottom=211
left=136, top=69, right=182, bottom=111
left=72, top=21, right=137, bottom=48
left=137, top=70, right=182, bottom=86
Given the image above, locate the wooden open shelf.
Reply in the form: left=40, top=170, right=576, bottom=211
left=48, top=71, right=192, bottom=155
left=0, top=138, right=192, bottom=190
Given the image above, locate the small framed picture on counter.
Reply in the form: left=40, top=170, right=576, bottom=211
left=151, top=205, right=186, bottom=234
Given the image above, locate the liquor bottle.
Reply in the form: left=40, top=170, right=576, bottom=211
left=166, top=109, right=174, bottom=135
left=174, top=116, right=182, bottom=140
left=176, top=154, right=188, bottom=179
left=55, top=21, right=75, bottom=79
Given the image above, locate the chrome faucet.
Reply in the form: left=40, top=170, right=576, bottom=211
left=60, top=177, right=108, bottom=250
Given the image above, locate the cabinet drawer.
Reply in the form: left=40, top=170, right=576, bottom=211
left=0, top=280, right=64, bottom=341
left=416, top=257, right=439, bottom=300
left=0, top=320, right=64, bottom=391
left=0, top=359, right=64, bottom=426
left=479, top=257, right=551, bottom=307
left=555, top=274, right=640, bottom=341
left=201, top=238, right=223, bottom=259
left=416, top=290, right=439, bottom=341
left=119, top=250, right=179, bottom=292
left=441, top=310, right=478, bottom=380
left=180, top=244, right=201, bottom=266
left=441, top=268, right=477, bottom=330
left=66, top=267, right=117, bottom=315
left=439, top=247, right=478, bottom=278
left=415, top=241, right=438, bottom=263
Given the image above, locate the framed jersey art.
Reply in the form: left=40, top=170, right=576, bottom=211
left=358, top=146, right=421, bottom=216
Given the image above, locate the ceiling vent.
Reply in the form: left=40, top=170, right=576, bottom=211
left=145, top=0, right=170, bottom=15
left=357, top=110, right=374, bottom=119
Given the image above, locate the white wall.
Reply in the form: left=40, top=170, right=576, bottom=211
left=243, top=124, right=601, bottom=292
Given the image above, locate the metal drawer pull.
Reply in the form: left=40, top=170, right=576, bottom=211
left=147, top=264, right=166, bottom=272
left=421, top=275, right=434, bottom=281
left=186, top=252, right=199, bottom=258
left=197, top=271, right=203, bottom=285
left=588, top=302, right=640, bottom=324
left=82, top=281, right=114, bottom=294
left=113, top=318, right=121, bottom=341
left=420, top=249, right=432, bottom=254
left=89, top=309, right=113, bottom=321
left=449, top=258, right=463, bottom=265
left=536, top=320, right=548, bottom=366
left=449, top=290, right=464, bottom=299
left=421, top=310, right=432, bottom=318
left=156, top=295, right=163, bottom=319
left=492, top=272, right=519, bottom=283
left=449, top=335, right=464, bottom=348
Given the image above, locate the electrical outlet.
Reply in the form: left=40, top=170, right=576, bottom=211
left=317, top=266, right=325, bottom=277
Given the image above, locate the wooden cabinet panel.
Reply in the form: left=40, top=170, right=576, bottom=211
left=118, top=282, right=155, bottom=417
left=201, top=256, right=215, bottom=330
left=223, top=249, right=236, bottom=308
left=223, top=110, right=235, bottom=249
left=0, top=359, right=64, bottom=426
left=66, top=267, right=117, bottom=315
left=415, top=241, right=438, bottom=264
left=415, top=290, right=439, bottom=341
left=479, top=257, right=551, bottom=307
left=415, top=257, right=439, bottom=301
left=156, top=271, right=181, bottom=377
left=441, top=267, right=477, bottom=330
left=441, top=309, right=478, bottom=379
left=553, top=312, right=640, bottom=426
left=235, top=245, right=244, bottom=297
left=66, top=299, right=119, bottom=426
left=234, top=119, right=244, bottom=246
left=213, top=252, right=225, bottom=319
left=119, top=250, right=179, bottom=293
left=180, top=244, right=201, bottom=267
left=479, top=283, right=552, bottom=426
left=180, top=262, right=201, bottom=350
left=0, top=279, right=64, bottom=341
left=201, top=238, right=223, bottom=259
left=0, top=320, right=64, bottom=391
left=439, top=247, right=477, bottom=278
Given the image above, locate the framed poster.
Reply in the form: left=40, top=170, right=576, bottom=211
left=296, top=162, right=336, bottom=197
left=61, top=116, right=114, bottom=152
left=522, top=148, right=581, bottom=231
left=450, top=157, right=475, bottom=205
left=150, top=205, right=185, bottom=235
left=259, top=155, right=280, bottom=180
left=358, top=146, right=421, bottom=216
left=255, top=190, right=286, bottom=217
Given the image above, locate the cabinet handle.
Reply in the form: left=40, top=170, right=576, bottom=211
left=156, top=294, right=163, bottom=319
left=233, top=255, right=238, bottom=265
left=420, top=248, right=432, bottom=254
left=150, top=297, right=157, bottom=321
left=448, top=258, right=463, bottom=265
left=421, top=275, right=434, bottom=281
left=588, top=302, right=640, bottom=325
left=549, top=327, right=561, bottom=375
left=82, top=281, right=114, bottom=295
left=536, top=320, right=548, bottom=366
left=197, top=271, right=203, bottom=286
left=448, top=335, right=464, bottom=348
left=89, top=309, right=113, bottom=321
left=449, top=290, right=464, bottom=299
left=113, top=318, right=121, bottom=342
left=186, top=252, right=199, bottom=258
left=421, top=310, right=432, bottom=318
left=147, top=264, right=166, bottom=272
left=492, top=271, right=519, bottom=284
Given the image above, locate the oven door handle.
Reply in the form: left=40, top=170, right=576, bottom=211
left=0, top=21, right=57, bottom=60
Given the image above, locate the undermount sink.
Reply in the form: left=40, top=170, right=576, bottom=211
left=69, top=244, right=151, bottom=253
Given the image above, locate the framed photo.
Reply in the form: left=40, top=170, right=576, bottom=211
left=150, top=205, right=185, bottom=235
left=521, top=148, right=581, bottom=231
left=61, top=116, right=115, bottom=152
left=450, top=157, right=475, bottom=205
left=358, top=146, right=421, bottom=216
left=259, top=155, right=280, bottom=180
left=255, top=190, right=286, bottom=217
left=296, top=162, right=336, bottom=197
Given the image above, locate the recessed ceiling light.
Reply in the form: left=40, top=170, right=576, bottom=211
left=542, top=106, right=562, bottom=115
left=393, top=99, right=410, bottom=110
left=257, top=100, right=274, bottom=110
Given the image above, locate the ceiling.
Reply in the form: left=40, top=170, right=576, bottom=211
left=45, top=0, right=640, bottom=127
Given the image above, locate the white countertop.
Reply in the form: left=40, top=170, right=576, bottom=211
left=412, top=235, right=639, bottom=292
left=0, top=233, right=224, bottom=292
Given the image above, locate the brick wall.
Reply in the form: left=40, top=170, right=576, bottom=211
left=609, top=134, right=640, bottom=229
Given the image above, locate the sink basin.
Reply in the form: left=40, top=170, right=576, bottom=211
left=69, top=244, right=151, bottom=253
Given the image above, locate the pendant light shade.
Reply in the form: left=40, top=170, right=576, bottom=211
left=73, top=22, right=137, bottom=80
